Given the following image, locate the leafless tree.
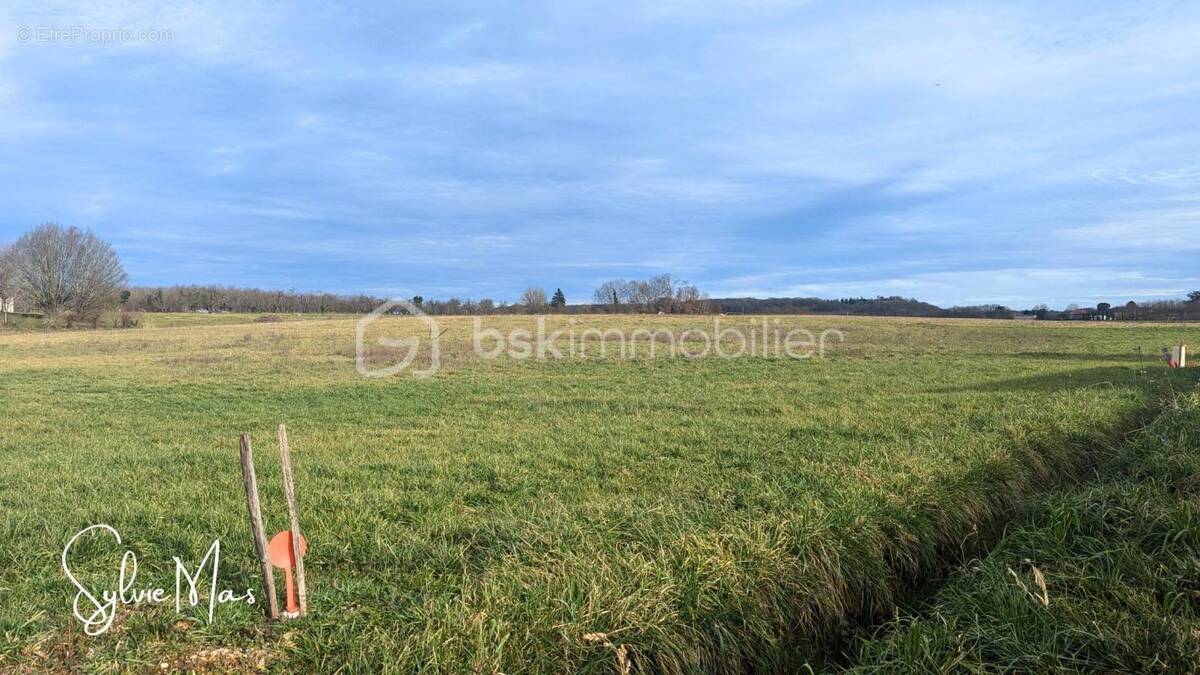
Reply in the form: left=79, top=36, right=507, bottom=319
left=592, top=280, right=631, bottom=310
left=594, top=275, right=690, bottom=313
left=9, top=223, right=127, bottom=325
left=520, top=287, right=548, bottom=313
left=0, top=244, right=15, bottom=307
left=673, top=281, right=711, bottom=314
left=646, top=274, right=673, bottom=307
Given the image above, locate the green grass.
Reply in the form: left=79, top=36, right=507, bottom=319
left=844, top=389, right=1200, bottom=674
left=0, top=310, right=356, bottom=332
left=0, top=314, right=1197, bottom=672
left=135, top=312, right=359, bottom=329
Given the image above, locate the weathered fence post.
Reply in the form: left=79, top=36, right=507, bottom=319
left=240, top=433, right=280, bottom=619
left=278, top=424, right=308, bottom=617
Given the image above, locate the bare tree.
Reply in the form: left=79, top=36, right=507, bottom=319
left=0, top=244, right=15, bottom=308
left=10, top=223, right=127, bottom=325
left=593, top=279, right=637, bottom=310
left=520, top=287, right=548, bottom=313
left=593, top=281, right=621, bottom=310
left=646, top=274, right=673, bottom=305
left=593, top=275, right=708, bottom=313
left=628, top=281, right=653, bottom=309
left=673, top=281, right=710, bottom=314
left=629, top=275, right=673, bottom=312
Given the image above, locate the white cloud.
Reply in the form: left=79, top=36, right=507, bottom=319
left=1059, top=207, right=1200, bottom=252
left=3, top=1, right=1199, bottom=303
left=714, top=267, right=1200, bottom=308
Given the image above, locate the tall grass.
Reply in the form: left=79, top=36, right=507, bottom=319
left=0, top=315, right=1196, bottom=671
left=846, top=390, right=1200, bottom=673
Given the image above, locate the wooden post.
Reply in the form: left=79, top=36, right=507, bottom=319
left=240, top=433, right=279, bottom=619
left=278, top=424, right=308, bottom=617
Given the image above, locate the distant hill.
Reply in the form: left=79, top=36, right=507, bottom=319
left=708, top=295, right=946, bottom=317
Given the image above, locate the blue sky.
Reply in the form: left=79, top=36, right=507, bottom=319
left=1, top=1, right=1197, bottom=308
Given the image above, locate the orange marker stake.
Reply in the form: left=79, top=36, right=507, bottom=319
left=268, top=530, right=308, bottom=617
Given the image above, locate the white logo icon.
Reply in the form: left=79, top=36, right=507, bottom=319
left=356, top=299, right=441, bottom=378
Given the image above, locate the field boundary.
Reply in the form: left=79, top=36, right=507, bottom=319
left=791, top=381, right=1187, bottom=667
left=841, top=383, right=1200, bottom=672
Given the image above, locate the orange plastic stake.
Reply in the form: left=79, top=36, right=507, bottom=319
left=268, top=530, right=309, bottom=617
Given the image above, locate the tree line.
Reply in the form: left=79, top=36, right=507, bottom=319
left=125, top=286, right=385, bottom=314
left=115, top=287, right=1200, bottom=320
left=125, top=279, right=707, bottom=316
left=1045, top=298, right=1200, bottom=322
left=125, top=286, right=572, bottom=315
left=711, top=295, right=945, bottom=316
left=590, top=275, right=712, bottom=313
left=4, top=223, right=1200, bottom=322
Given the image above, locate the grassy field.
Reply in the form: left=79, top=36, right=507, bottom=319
left=1, top=311, right=357, bottom=331
left=0, top=314, right=1197, bottom=672
left=848, top=389, right=1200, bottom=673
